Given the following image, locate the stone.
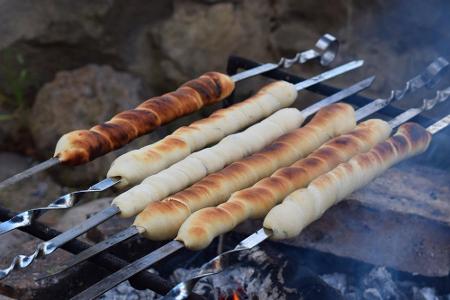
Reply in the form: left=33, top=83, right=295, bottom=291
left=0, top=238, right=110, bottom=300
left=0, top=230, right=33, bottom=261
left=51, top=197, right=113, bottom=232
left=30, top=64, right=156, bottom=186
left=151, top=0, right=275, bottom=87
left=53, top=197, right=133, bottom=244
left=0, top=0, right=169, bottom=100
left=0, top=105, right=29, bottom=152
left=0, top=152, right=63, bottom=212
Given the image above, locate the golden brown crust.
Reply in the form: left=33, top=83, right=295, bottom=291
left=176, top=118, right=393, bottom=250
left=55, top=72, right=234, bottom=165
left=115, top=107, right=304, bottom=217
left=134, top=103, right=357, bottom=241
left=264, top=122, right=432, bottom=239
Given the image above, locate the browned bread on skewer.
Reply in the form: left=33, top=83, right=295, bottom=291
left=54, top=72, right=234, bottom=165
left=176, top=118, right=392, bottom=250
left=112, top=107, right=304, bottom=218
left=134, top=103, right=357, bottom=240
left=264, top=123, right=432, bottom=239
left=107, top=81, right=298, bottom=188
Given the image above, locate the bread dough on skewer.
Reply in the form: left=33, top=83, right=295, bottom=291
left=176, top=119, right=392, bottom=250
left=264, top=123, right=432, bottom=239
left=113, top=107, right=304, bottom=217
left=55, top=72, right=235, bottom=165
left=108, top=81, right=297, bottom=188
left=135, top=103, right=356, bottom=240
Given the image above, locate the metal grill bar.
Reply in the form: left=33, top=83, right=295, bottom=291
left=0, top=207, right=205, bottom=300
left=226, top=55, right=437, bottom=127
left=1, top=55, right=448, bottom=298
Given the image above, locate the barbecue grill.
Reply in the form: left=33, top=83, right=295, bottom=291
left=0, top=53, right=449, bottom=300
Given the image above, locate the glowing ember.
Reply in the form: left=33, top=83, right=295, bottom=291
left=232, top=291, right=239, bottom=300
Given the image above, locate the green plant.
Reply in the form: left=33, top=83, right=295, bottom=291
left=0, top=51, right=31, bottom=121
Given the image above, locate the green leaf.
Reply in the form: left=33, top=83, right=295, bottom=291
left=0, top=114, right=14, bottom=121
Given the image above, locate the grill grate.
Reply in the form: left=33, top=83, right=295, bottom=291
left=0, top=55, right=447, bottom=298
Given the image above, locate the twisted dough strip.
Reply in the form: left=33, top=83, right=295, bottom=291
left=107, top=81, right=297, bottom=188
left=264, top=123, right=432, bottom=239
left=177, top=118, right=392, bottom=250
left=113, top=107, right=304, bottom=217
left=54, top=72, right=234, bottom=165
left=134, top=103, right=356, bottom=240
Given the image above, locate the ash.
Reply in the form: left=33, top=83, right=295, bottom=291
left=96, top=248, right=450, bottom=300
left=320, top=267, right=448, bottom=300
left=99, top=269, right=160, bottom=300
left=170, top=247, right=294, bottom=299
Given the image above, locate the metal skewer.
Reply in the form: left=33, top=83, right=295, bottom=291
left=0, top=157, right=60, bottom=191
left=0, top=177, right=121, bottom=236
left=355, top=56, right=449, bottom=120
left=0, top=60, right=361, bottom=239
left=43, top=76, right=375, bottom=279
left=0, top=34, right=339, bottom=192
left=230, top=33, right=338, bottom=81
left=0, top=60, right=364, bottom=280
left=69, top=76, right=450, bottom=300
left=0, top=36, right=343, bottom=237
left=162, top=110, right=450, bottom=300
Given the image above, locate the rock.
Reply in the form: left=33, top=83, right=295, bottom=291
left=0, top=104, right=29, bottom=152
left=0, top=230, right=33, bottom=261
left=0, top=0, right=111, bottom=50
left=0, top=152, right=31, bottom=180
left=53, top=197, right=132, bottom=243
left=0, top=152, right=63, bottom=212
left=30, top=65, right=156, bottom=186
left=0, top=0, right=114, bottom=102
left=272, top=0, right=450, bottom=118
left=0, top=0, right=169, bottom=101
left=0, top=238, right=110, bottom=300
left=31, top=65, right=142, bottom=156
left=51, top=197, right=113, bottom=231
left=151, top=0, right=276, bottom=86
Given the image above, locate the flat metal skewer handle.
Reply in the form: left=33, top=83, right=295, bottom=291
left=230, top=33, right=338, bottom=82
